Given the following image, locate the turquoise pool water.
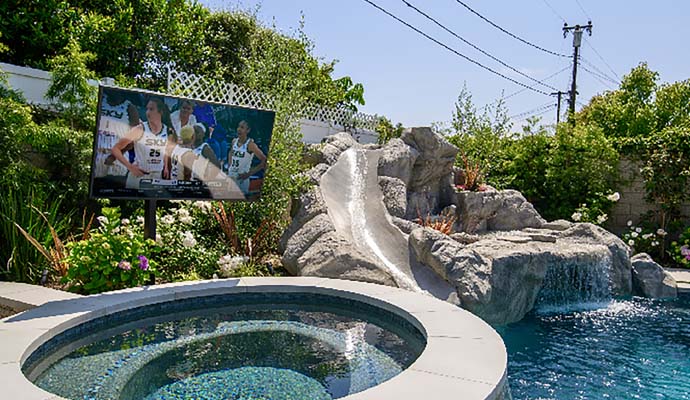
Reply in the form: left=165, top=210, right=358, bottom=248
left=25, top=293, right=425, bottom=400
left=499, top=295, right=690, bottom=400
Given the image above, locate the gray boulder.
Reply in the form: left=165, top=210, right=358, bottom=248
left=631, top=253, right=678, bottom=299
left=378, top=138, right=418, bottom=186
left=279, top=188, right=328, bottom=254
left=401, top=127, right=458, bottom=191
left=281, top=213, right=335, bottom=274
left=410, top=223, right=634, bottom=325
left=297, top=231, right=397, bottom=286
left=454, top=189, right=545, bottom=234
left=378, top=176, right=407, bottom=218
left=303, top=163, right=330, bottom=185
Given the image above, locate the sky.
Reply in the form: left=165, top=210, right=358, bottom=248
left=201, top=0, right=689, bottom=129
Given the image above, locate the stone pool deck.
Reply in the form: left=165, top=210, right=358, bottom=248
left=667, top=268, right=690, bottom=293
left=0, top=278, right=509, bottom=400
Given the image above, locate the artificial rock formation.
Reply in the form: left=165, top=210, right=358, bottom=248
left=631, top=253, right=678, bottom=299
left=281, top=128, right=648, bottom=325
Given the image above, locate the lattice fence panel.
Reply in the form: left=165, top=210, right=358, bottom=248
left=168, top=69, right=379, bottom=131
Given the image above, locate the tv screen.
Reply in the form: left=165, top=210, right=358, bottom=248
left=90, top=86, right=275, bottom=200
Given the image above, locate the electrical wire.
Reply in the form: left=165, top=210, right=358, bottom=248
left=480, top=65, right=571, bottom=110
left=581, top=58, right=619, bottom=85
left=360, top=0, right=552, bottom=96
left=509, top=102, right=556, bottom=119
left=514, top=105, right=557, bottom=123
left=574, top=0, right=592, bottom=21
left=540, top=0, right=567, bottom=23
left=581, top=66, right=616, bottom=90
left=452, top=0, right=571, bottom=58
left=402, top=0, right=559, bottom=91
left=583, top=38, right=620, bottom=80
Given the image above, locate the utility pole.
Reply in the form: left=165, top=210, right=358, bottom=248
left=550, top=91, right=567, bottom=124
left=563, top=21, right=593, bottom=122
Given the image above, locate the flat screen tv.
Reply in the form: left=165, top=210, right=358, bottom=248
left=90, top=86, right=275, bottom=200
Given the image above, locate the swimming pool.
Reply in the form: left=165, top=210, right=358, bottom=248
left=499, top=294, right=690, bottom=399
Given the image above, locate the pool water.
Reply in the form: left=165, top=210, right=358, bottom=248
left=498, top=295, right=690, bottom=400
left=26, top=294, right=425, bottom=400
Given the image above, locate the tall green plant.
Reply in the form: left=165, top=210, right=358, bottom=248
left=0, top=187, right=72, bottom=283
left=46, top=39, right=97, bottom=129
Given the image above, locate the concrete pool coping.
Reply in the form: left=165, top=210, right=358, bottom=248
left=0, top=277, right=509, bottom=400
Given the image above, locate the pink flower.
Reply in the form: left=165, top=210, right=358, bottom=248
left=138, top=255, right=149, bottom=271
left=681, top=245, right=690, bottom=261
left=118, top=260, right=132, bottom=271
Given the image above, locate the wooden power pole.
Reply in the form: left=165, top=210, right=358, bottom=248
left=563, top=21, right=593, bottom=122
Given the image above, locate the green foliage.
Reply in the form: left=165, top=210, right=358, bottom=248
left=0, top=187, right=73, bottom=283
left=446, top=86, right=514, bottom=189
left=534, top=124, right=619, bottom=220
left=569, top=192, right=619, bottom=226
left=46, top=39, right=97, bottom=128
left=623, top=223, right=667, bottom=260
left=63, top=207, right=157, bottom=294
left=375, top=116, right=403, bottom=145
left=670, top=227, right=690, bottom=269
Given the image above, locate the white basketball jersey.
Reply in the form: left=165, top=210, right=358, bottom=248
left=228, top=138, right=254, bottom=178
left=169, top=145, right=194, bottom=180
left=133, top=122, right=168, bottom=177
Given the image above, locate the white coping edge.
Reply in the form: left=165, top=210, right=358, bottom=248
left=0, top=277, right=508, bottom=400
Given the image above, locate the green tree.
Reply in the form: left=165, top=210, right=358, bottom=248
left=46, top=39, right=97, bottom=129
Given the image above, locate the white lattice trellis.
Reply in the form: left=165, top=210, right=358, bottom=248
left=167, top=69, right=380, bottom=131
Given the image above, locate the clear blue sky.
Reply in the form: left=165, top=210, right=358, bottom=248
left=202, top=0, right=689, bottom=129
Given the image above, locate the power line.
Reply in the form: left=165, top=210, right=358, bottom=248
left=541, top=0, right=567, bottom=23
left=581, top=65, right=616, bottom=90
left=574, top=0, right=592, bottom=21
left=515, top=105, right=557, bottom=122
left=583, top=38, right=619, bottom=80
left=581, top=58, right=619, bottom=85
left=481, top=65, right=571, bottom=110
left=452, top=0, right=571, bottom=58
left=402, top=0, right=558, bottom=91
left=360, top=0, right=552, bottom=96
left=509, top=102, right=556, bottom=119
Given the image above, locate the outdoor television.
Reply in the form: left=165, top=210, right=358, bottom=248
left=90, top=86, right=275, bottom=200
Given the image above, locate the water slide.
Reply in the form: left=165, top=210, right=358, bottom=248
left=320, top=148, right=457, bottom=301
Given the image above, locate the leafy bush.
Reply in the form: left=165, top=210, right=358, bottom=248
left=671, top=226, right=690, bottom=269
left=63, top=207, right=156, bottom=294
left=622, top=222, right=668, bottom=260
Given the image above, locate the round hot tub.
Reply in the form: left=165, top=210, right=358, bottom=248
left=1, top=278, right=509, bottom=399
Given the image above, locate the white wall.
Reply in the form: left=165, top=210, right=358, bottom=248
left=1, top=62, right=379, bottom=144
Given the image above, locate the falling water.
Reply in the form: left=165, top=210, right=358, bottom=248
left=534, top=259, right=613, bottom=313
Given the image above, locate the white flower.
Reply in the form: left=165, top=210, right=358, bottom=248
left=606, top=192, right=620, bottom=202
left=136, top=216, right=145, bottom=225
left=161, top=215, right=175, bottom=225
left=628, top=239, right=635, bottom=246
left=656, top=229, right=667, bottom=237
left=596, top=214, right=608, bottom=224
left=156, top=234, right=163, bottom=244
left=102, top=242, right=111, bottom=250
left=571, top=212, right=582, bottom=222
left=97, top=216, right=109, bottom=225
left=635, top=227, right=642, bottom=233
left=218, top=255, right=248, bottom=278
left=627, top=220, right=633, bottom=227
left=651, top=241, right=659, bottom=247
left=631, top=231, right=639, bottom=238
left=642, top=233, right=653, bottom=240
left=179, top=216, right=194, bottom=225
left=112, top=226, right=121, bottom=234
left=181, top=231, right=197, bottom=248
left=193, top=201, right=212, bottom=214
left=121, top=218, right=130, bottom=226
left=176, top=208, right=190, bottom=218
